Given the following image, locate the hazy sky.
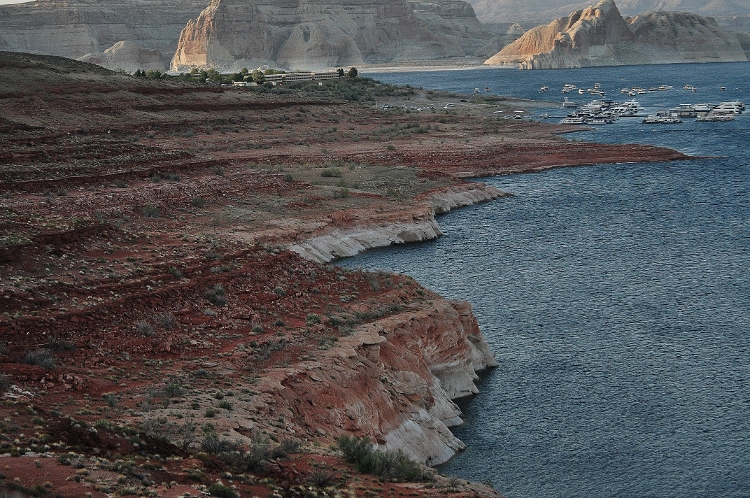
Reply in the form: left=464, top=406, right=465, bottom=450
left=0, top=0, right=33, bottom=4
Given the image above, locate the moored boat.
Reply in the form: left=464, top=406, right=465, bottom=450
left=642, top=115, right=682, bottom=124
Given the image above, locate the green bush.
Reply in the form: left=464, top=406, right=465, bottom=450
left=320, top=168, right=342, bottom=178
left=207, top=483, right=237, bottom=498
left=142, top=205, right=160, bottom=218
left=22, top=348, right=55, bottom=369
left=136, top=320, right=154, bottom=337
left=305, top=313, right=321, bottom=326
left=335, top=435, right=428, bottom=482
left=153, top=312, right=176, bottom=330
left=205, top=284, right=227, bottom=305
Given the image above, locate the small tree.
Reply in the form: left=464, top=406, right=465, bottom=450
left=347, top=67, right=358, bottom=78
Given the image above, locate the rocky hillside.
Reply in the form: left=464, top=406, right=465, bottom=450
left=0, top=0, right=208, bottom=72
left=171, top=0, right=499, bottom=71
left=484, top=0, right=749, bottom=68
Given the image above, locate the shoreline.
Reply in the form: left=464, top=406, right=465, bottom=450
left=0, top=52, right=695, bottom=498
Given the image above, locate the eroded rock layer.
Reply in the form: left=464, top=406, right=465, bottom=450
left=0, top=0, right=208, bottom=71
left=171, top=0, right=496, bottom=70
left=484, top=0, right=749, bottom=68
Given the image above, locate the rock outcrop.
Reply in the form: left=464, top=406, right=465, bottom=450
left=171, top=0, right=497, bottom=71
left=484, top=0, right=749, bottom=68
left=0, top=0, right=208, bottom=71
left=288, top=183, right=507, bottom=263
left=228, top=297, right=498, bottom=466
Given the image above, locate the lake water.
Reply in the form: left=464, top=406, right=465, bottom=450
left=334, top=63, right=750, bottom=497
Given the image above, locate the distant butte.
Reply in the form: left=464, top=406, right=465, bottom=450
left=484, top=0, right=750, bottom=69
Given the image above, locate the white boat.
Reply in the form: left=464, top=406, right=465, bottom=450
left=696, top=113, right=735, bottom=122
left=560, top=116, right=586, bottom=124
left=714, top=101, right=744, bottom=114
left=561, top=97, right=578, bottom=108
left=561, top=84, right=577, bottom=93
left=642, top=115, right=682, bottom=124
left=584, top=117, right=614, bottom=125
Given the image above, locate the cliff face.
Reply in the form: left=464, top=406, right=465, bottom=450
left=238, top=297, right=498, bottom=466
left=171, top=0, right=494, bottom=71
left=484, top=0, right=749, bottom=68
left=0, top=0, right=207, bottom=71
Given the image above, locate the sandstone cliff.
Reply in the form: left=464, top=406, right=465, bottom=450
left=171, top=0, right=497, bottom=71
left=0, top=0, right=207, bottom=71
left=484, top=0, right=749, bottom=68
left=240, top=298, right=499, bottom=466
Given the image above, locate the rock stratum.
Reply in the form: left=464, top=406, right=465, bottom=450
left=0, top=0, right=208, bottom=72
left=484, top=0, right=749, bottom=68
left=171, top=0, right=498, bottom=70
left=0, top=0, right=500, bottom=71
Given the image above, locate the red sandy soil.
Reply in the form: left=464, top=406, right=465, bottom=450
left=0, top=52, right=691, bottom=498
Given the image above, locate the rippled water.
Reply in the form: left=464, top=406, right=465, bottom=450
left=334, top=63, right=750, bottom=497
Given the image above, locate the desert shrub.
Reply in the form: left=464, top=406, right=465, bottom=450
left=142, top=205, right=160, bottom=218
left=270, top=438, right=300, bottom=459
left=337, top=435, right=374, bottom=465
left=241, top=432, right=270, bottom=471
left=207, top=483, right=237, bottom=498
left=305, top=313, right=321, bottom=326
left=205, top=284, right=227, bottom=305
left=153, top=312, right=176, bottom=330
left=45, top=337, right=76, bottom=352
left=22, top=348, right=55, bottom=369
left=217, top=400, right=232, bottom=411
left=320, top=168, right=342, bottom=177
left=0, top=373, right=10, bottom=393
left=94, top=419, right=115, bottom=430
left=136, top=320, right=154, bottom=337
left=358, top=447, right=427, bottom=482
left=308, top=469, right=337, bottom=488
left=101, top=392, right=119, bottom=407
left=164, top=381, right=185, bottom=398
left=191, top=196, right=206, bottom=208
left=205, top=251, right=223, bottom=261
left=336, top=435, right=428, bottom=482
left=168, top=267, right=184, bottom=279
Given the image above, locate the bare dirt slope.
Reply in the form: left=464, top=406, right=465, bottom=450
left=0, top=52, right=689, bottom=498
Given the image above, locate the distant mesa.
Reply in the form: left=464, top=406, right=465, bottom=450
left=484, top=0, right=750, bottom=69
left=171, top=0, right=500, bottom=71
left=0, top=0, right=503, bottom=72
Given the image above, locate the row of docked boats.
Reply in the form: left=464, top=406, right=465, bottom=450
left=559, top=98, right=643, bottom=124
left=643, top=101, right=745, bottom=123
left=559, top=96, right=744, bottom=125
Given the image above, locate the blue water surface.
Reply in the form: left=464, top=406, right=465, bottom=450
left=334, top=63, right=750, bottom=497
